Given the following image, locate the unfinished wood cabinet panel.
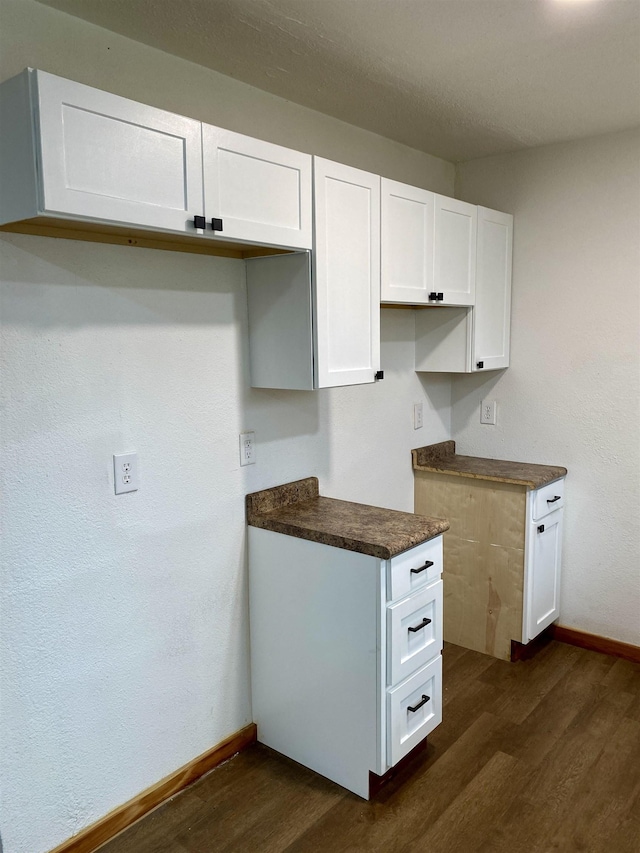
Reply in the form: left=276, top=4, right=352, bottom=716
left=415, top=470, right=530, bottom=660
left=414, top=472, right=526, bottom=547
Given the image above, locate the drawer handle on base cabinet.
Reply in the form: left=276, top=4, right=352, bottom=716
left=408, top=617, right=432, bottom=634
left=547, top=495, right=561, bottom=504
left=407, top=694, right=430, bottom=713
left=410, top=560, right=434, bottom=575
left=537, top=524, right=545, bottom=533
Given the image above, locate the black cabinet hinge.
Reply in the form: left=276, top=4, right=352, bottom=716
left=211, top=218, right=223, bottom=232
left=193, top=215, right=206, bottom=230
left=477, top=361, right=484, bottom=369
left=374, top=370, right=384, bottom=381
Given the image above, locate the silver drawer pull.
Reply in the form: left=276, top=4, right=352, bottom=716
left=408, top=617, right=431, bottom=633
left=407, top=694, right=430, bottom=713
left=410, top=560, right=434, bottom=575
left=546, top=495, right=561, bottom=503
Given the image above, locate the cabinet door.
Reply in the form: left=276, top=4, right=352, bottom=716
left=35, top=71, right=204, bottom=233
left=313, top=158, right=381, bottom=388
left=433, top=196, right=477, bottom=306
left=381, top=179, right=434, bottom=304
left=202, top=125, right=312, bottom=249
left=473, top=207, right=513, bottom=372
left=526, top=509, right=563, bottom=641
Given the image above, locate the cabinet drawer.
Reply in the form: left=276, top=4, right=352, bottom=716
left=387, top=580, right=443, bottom=685
left=387, top=656, right=442, bottom=767
left=531, top=479, right=565, bottom=521
left=387, top=536, right=442, bottom=602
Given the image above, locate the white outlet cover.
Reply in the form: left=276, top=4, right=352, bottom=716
left=240, top=431, right=255, bottom=466
left=413, top=402, right=424, bottom=430
left=113, top=452, right=139, bottom=493
left=480, top=400, right=497, bottom=425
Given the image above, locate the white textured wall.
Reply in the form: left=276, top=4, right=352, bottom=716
left=454, top=129, right=640, bottom=646
left=0, top=3, right=453, bottom=852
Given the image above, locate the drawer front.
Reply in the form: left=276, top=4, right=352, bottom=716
left=531, top=479, right=565, bottom=521
left=387, top=656, right=442, bottom=767
left=387, top=536, right=442, bottom=602
left=387, top=580, right=443, bottom=685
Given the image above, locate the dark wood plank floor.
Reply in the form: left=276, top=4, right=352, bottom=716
left=99, top=641, right=640, bottom=853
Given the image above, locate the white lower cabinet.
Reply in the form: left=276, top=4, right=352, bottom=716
left=524, top=480, right=565, bottom=642
left=249, top=527, right=444, bottom=799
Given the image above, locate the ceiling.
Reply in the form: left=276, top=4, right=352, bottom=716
left=35, top=0, right=640, bottom=162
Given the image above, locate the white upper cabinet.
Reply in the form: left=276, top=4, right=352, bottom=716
left=0, top=69, right=312, bottom=250
left=201, top=125, right=312, bottom=249
left=381, top=179, right=435, bottom=304
left=473, top=207, right=513, bottom=371
left=246, top=159, right=382, bottom=390
left=433, top=195, right=477, bottom=306
left=0, top=69, right=204, bottom=233
left=415, top=204, right=513, bottom=374
left=313, top=157, right=381, bottom=388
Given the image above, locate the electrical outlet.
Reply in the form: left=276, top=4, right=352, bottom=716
left=113, top=452, right=139, bottom=494
left=413, top=402, right=424, bottom=430
left=240, top=431, right=255, bottom=466
left=480, top=400, right=497, bottom=425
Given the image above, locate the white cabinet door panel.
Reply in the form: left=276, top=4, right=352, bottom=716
left=313, top=158, right=380, bottom=388
left=36, top=71, right=203, bottom=232
left=526, top=509, right=563, bottom=641
left=381, top=179, right=434, bottom=304
left=202, top=126, right=312, bottom=249
left=473, top=207, right=512, bottom=371
left=434, top=195, right=477, bottom=305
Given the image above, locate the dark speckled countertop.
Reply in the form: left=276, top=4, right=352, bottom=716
left=246, top=477, right=449, bottom=560
left=412, top=440, right=567, bottom=488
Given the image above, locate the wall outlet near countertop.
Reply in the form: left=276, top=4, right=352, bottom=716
left=240, top=431, right=255, bottom=466
left=113, top=452, right=139, bottom=494
left=413, top=402, right=424, bottom=430
left=480, top=400, right=497, bottom=425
